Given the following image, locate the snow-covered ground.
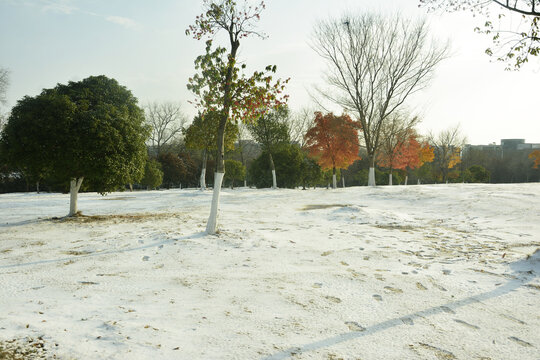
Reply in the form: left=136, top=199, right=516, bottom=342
left=0, top=184, right=539, bottom=359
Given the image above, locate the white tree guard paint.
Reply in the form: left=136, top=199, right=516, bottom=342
left=244, top=179, right=247, bottom=188
left=417, top=179, right=421, bottom=185
left=368, top=167, right=376, bottom=186
left=68, top=177, right=84, bottom=216
left=200, top=167, right=206, bottom=191
left=272, top=170, right=277, bottom=189
left=206, top=172, right=224, bottom=234
left=342, top=176, right=345, bottom=188
left=332, top=174, right=337, bottom=189
left=405, top=175, right=408, bottom=185
left=389, top=173, right=393, bottom=186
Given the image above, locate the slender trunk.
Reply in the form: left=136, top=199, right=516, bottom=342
left=405, top=175, right=408, bottom=186
left=231, top=179, right=235, bottom=189
left=206, top=172, right=224, bottom=234
left=332, top=166, right=337, bottom=189
left=244, top=179, right=247, bottom=188
left=269, top=152, right=277, bottom=189
left=389, top=169, right=393, bottom=186
left=417, top=179, right=421, bottom=185
left=205, top=38, right=239, bottom=234
left=129, top=183, right=133, bottom=192
left=68, top=177, right=84, bottom=217
left=368, top=155, right=376, bottom=186
left=36, top=180, right=40, bottom=194
left=342, top=170, right=345, bottom=188
left=200, top=149, right=207, bottom=190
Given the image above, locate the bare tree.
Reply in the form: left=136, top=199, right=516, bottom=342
left=311, top=13, right=448, bottom=186
left=287, top=107, right=315, bottom=147
left=420, top=0, right=540, bottom=69
left=0, top=68, right=9, bottom=130
left=144, top=102, right=187, bottom=156
left=378, top=112, right=420, bottom=185
left=428, top=125, right=467, bottom=183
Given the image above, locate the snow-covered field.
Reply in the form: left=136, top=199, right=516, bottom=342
left=0, top=184, right=539, bottom=359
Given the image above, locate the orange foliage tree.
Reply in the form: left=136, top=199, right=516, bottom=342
left=304, top=112, right=360, bottom=188
left=529, top=149, right=540, bottom=169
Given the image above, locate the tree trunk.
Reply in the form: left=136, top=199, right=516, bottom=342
left=36, top=180, right=40, bottom=194
left=332, top=166, right=337, bottom=189
left=205, top=37, right=239, bottom=234
left=129, top=183, right=133, bottom=192
left=206, top=172, right=224, bottom=234
left=68, top=177, right=84, bottom=217
left=244, top=179, right=247, bottom=188
left=405, top=175, right=408, bottom=185
left=200, top=149, right=207, bottom=190
left=368, top=155, right=376, bottom=186
left=342, top=174, right=345, bottom=188
left=389, top=170, right=393, bottom=186
left=269, top=152, right=277, bottom=189
left=417, top=179, right=421, bottom=185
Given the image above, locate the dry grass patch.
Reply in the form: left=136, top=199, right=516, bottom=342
left=51, top=212, right=185, bottom=224
left=301, top=204, right=350, bottom=211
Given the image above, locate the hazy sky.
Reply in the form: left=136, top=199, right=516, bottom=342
left=1, top=0, right=539, bottom=145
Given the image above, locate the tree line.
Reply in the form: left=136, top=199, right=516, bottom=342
left=0, top=0, right=539, bottom=233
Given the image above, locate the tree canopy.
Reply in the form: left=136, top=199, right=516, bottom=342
left=304, top=112, right=360, bottom=174
left=0, top=75, right=149, bottom=214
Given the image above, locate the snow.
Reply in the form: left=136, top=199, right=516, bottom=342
left=0, top=184, right=539, bottom=359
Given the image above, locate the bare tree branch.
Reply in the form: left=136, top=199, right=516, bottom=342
left=311, top=13, right=449, bottom=182
left=144, top=102, right=188, bottom=156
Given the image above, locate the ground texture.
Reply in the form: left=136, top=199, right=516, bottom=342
left=0, top=184, right=539, bottom=359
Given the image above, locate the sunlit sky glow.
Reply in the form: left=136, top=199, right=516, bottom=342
left=1, top=0, right=538, bottom=145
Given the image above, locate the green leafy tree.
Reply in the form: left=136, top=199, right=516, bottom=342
left=248, top=144, right=304, bottom=189
left=186, top=0, right=289, bottom=234
left=184, top=111, right=238, bottom=190
left=299, top=155, right=322, bottom=189
left=141, top=158, right=163, bottom=189
left=158, top=153, right=185, bottom=189
left=0, top=75, right=148, bottom=215
left=224, top=159, right=245, bottom=189
left=247, top=107, right=290, bottom=188
left=467, top=165, right=491, bottom=183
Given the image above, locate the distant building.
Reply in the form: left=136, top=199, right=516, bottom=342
left=463, top=139, right=540, bottom=158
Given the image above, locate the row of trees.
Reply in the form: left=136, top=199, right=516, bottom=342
left=1, top=0, right=538, bottom=234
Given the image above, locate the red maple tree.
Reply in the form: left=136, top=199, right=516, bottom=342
left=304, top=112, right=360, bottom=187
left=529, top=149, right=540, bottom=169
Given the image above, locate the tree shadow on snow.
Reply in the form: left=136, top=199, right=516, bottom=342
left=263, top=250, right=539, bottom=360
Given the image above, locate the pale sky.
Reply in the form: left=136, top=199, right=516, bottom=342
left=1, top=0, right=539, bottom=145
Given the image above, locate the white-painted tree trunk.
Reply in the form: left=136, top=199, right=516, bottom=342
left=271, top=170, right=277, bottom=189
left=68, top=177, right=84, bottom=216
left=332, top=174, right=337, bottom=189
left=417, top=179, right=421, bottom=185
left=405, top=175, right=408, bottom=185
left=342, top=176, right=345, bottom=188
left=200, top=167, right=206, bottom=191
left=368, top=167, right=376, bottom=186
left=206, top=172, right=224, bottom=235
left=244, top=179, right=247, bottom=188
left=389, top=173, right=393, bottom=186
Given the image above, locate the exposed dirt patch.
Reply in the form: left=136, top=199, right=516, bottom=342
left=301, top=204, right=350, bottom=211
left=51, top=212, right=185, bottom=224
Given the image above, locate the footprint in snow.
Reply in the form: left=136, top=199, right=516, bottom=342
left=345, top=321, right=365, bottom=332
left=372, top=294, right=383, bottom=301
